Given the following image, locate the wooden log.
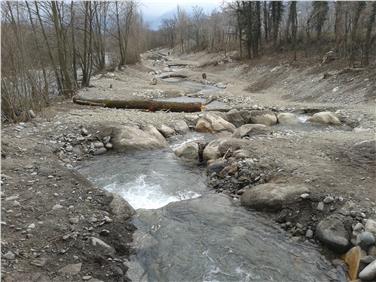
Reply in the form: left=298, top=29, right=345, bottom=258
left=159, top=73, right=188, bottom=79
left=73, top=96, right=202, bottom=112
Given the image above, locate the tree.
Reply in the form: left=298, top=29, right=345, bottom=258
left=362, top=2, right=376, bottom=66
left=309, top=1, right=329, bottom=40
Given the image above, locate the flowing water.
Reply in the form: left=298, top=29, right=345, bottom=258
left=78, top=134, right=336, bottom=282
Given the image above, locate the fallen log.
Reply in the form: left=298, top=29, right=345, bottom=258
left=159, top=73, right=187, bottom=79
left=73, top=96, right=202, bottom=112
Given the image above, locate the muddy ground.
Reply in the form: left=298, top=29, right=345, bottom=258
left=1, top=49, right=376, bottom=281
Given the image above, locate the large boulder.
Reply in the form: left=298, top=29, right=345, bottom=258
left=112, top=125, right=168, bottom=151
left=196, top=113, right=236, bottom=133
left=232, top=124, right=271, bottom=138
left=246, top=110, right=277, bottom=126
left=174, top=120, right=189, bottom=134
left=225, top=109, right=246, bottom=127
left=359, top=260, right=376, bottom=281
left=158, top=124, right=175, bottom=138
left=307, top=111, right=341, bottom=125
left=316, top=214, right=351, bottom=253
left=109, top=193, right=135, bottom=220
left=174, top=142, right=199, bottom=160
left=240, top=183, right=309, bottom=211
left=277, top=113, right=299, bottom=125
left=203, top=140, right=221, bottom=161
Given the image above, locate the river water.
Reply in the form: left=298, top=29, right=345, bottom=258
left=77, top=134, right=336, bottom=282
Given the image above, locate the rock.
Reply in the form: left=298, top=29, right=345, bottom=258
left=93, top=147, right=107, bottom=155
left=196, top=113, right=236, bottom=133
left=361, top=256, right=375, bottom=264
left=306, top=229, right=314, bottom=239
left=30, top=257, right=48, bottom=267
left=300, top=193, right=310, bottom=199
left=240, top=183, right=310, bottom=212
left=359, top=260, right=376, bottom=280
left=357, top=232, right=375, bottom=250
left=28, top=223, right=36, bottom=229
left=174, top=120, right=189, bottom=134
left=353, top=222, right=364, bottom=232
left=225, top=109, right=246, bottom=127
left=174, top=142, right=199, bottom=161
left=90, top=237, right=115, bottom=255
left=158, top=125, right=175, bottom=138
left=93, top=142, right=104, bottom=148
left=365, top=219, right=376, bottom=237
left=232, top=124, right=271, bottom=138
left=58, top=263, right=82, bottom=275
left=105, top=143, right=113, bottom=149
left=112, top=125, right=167, bottom=151
left=217, top=138, right=250, bottom=156
left=323, top=196, right=334, bottom=204
left=103, top=136, right=111, bottom=144
left=369, top=246, right=376, bottom=256
left=316, top=214, right=351, bottom=253
left=52, top=204, right=63, bottom=210
left=322, top=50, right=336, bottom=64
left=69, top=217, right=79, bottom=224
left=203, top=140, right=221, bottom=161
left=344, top=246, right=361, bottom=281
left=3, top=251, right=16, bottom=260
left=82, top=276, right=92, bottom=281
left=207, top=159, right=227, bottom=174
left=28, top=109, right=36, bottom=118
left=246, top=110, right=277, bottom=126
left=317, top=202, right=325, bottom=211
left=277, top=113, right=299, bottom=125
left=307, top=111, right=341, bottom=125
left=81, top=128, right=89, bottom=136
left=109, top=193, right=135, bottom=220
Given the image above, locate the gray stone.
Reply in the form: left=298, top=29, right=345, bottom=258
left=174, top=142, right=199, bottom=161
left=240, top=183, right=310, bottom=211
left=357, top=232, right=375, bottom=250
left=93, top=147, right=107, bottom=155
left=102, top=136, right=111, bottom=144
left=300, top=193, right=310, bottom=199
left=307, top=111, right=341, bottom=125
left=306, top=229, right=314, bottom=239
left=109, top=193, right=135, bottom=220
left=196, top=113, right=236, bottom=133
left=323, top=196, right=334, bottom=204
left=112, top=125, right=167, bottom=151
left=158, top=124, right=175, bottom=138
left=3, top=251, right=16, bottom=260
left=353, top=222, right=364, bottom=232
left=232, top=124, right=271, bottom=138
left=30, top=257, right=48, bottom=267
left=361, top=256, right=375, bottom=264
left=277, top=113, right=299, bottom=125
left=69, top=217, right=79, bottom=224
left=225, top=109, right=246, bottom=127
left=359, top=260, right=376, bottom=280
left=203, top=140, right=221, bottom=161
left=81, top=128, right=89, bottom=136
left=105, top=143, right=113, bottom=149
left=90, top=237, right=115, bottom=255
left=316, top=214, right=351, bottom=253
left=58, top=263, right=82, bottom=275
left=246, top=110, right=277, bottom=126
left=174, top=120, right=189, bottom=134
left=93, top=142, right=104, bottom=148
left=365, top=219, right=376, bottom=237
left=317, top=202, right=324, bottom=211
left=52, top=204, right=63, bottom=210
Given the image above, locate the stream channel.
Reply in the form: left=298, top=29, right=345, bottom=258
left=78, top=132, right=336, bottom=282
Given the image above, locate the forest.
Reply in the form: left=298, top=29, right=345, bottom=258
left=2, top=1, right=376, bottom=122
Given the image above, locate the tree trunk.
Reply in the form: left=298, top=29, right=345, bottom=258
left=73, top=96, right=203, bottom=112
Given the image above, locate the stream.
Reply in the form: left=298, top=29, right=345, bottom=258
left=77, top=134, right=336, bottom=282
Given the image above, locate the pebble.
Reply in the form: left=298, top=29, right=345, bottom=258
left=305, top=229, right=314, bottom=239
left=317, top=202, right=324, bottom=211
left=30, top=257, right=48, bottom=267
left=323, top=196, right=334, bottom=204
left=81, top=128, right=89, bottom=136
left=300, top=193, right=310, bottom=199
left=28, top=223, right=36, bottom=229
left=93, top=148, right=107, bottom=155
left=82, top=276, right=92, bottom=281
left=3, top=251, right=16, bottom=260
left=5, top=195, right=19, bottom=201
left=357, top=232, right=375, bottom=250
left=105, top=143, right=113, bottom=149
left=353, top=222, right=364, bottom=232
left=103, top=136, right=111, bottom=144
left=52, top=204, right=63, bottom=210
left=93, top=142, right=104, bottom=148
left=69, top=217, right=79, bottom=224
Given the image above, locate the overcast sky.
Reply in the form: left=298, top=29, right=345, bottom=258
left=139, top=0, right=224, bottom=28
